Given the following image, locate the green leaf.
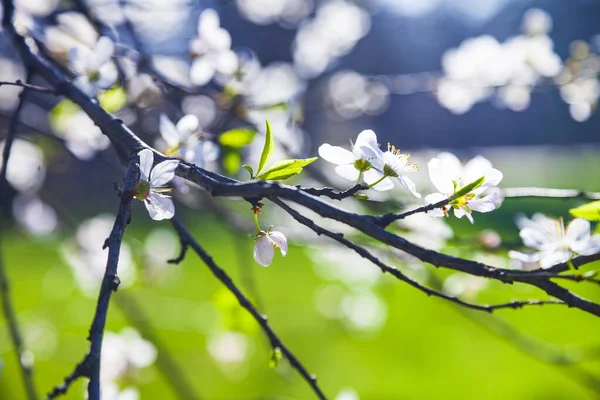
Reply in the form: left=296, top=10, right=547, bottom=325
left=49, top=99, right=80, bottom=132
left=219, top=128, right=256, bottom=148
left=453, top=176, right=485, bottom=199
left=353, top=194, right=369, bottom=200
left=256, top=120, right=274, bottom=175
left=570, top=200, right=600, bottom=221
left=269, top=347, right=283, bottom=368
left=257, top=167, right=303, bottom=181
left=256, top=157, right=317, bottom=180
left=98, top=87, right=127, bottom=113
left=242, top=165, right=254, bottom=178
left=222, top=149, right=242, bottom=174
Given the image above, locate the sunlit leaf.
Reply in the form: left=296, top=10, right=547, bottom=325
left=257, top=167, right=303, bottom=181
left=256, top=157, right=317, bottom=180
left=49, top=99, right=80, bottom=132
left=219, top=128, right=256, bottom=148
left=257, top=120, right=274, bottom=175
left=98, top=87, right=127, bottom=113
left=453, top=176, right=485, bottom=199
left=570, top=200, right=600, bottom=221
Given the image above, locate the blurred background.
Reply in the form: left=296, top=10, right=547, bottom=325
left=1, top=0, right=600, bottom=399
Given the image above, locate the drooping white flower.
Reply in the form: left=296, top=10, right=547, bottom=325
left=509, top=214, right=600, bottom=269
left=189, top=9, right=238, bottom=85
left=318, top=129, right=393, bottom=191
left=133, top=149, right=179, bottom=221
left=425, top=152, right=503, bottom=223
left=253, top=230, right=288, bottom=266
left=159, top=114, right=219, bottom=167
left=68, top=36, right=117, bottom=96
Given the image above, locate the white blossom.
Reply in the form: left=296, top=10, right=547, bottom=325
left=381, top=144, right=420, bottom=197
left=134, top=149, right=179, bottom=221
left=101, top=328, right=157, bottom=382
left=253, top=230, right=287, bottom=266
left=425, top=152, right=503, bottom=223
left=158, top=114, right=219, bottom=167
left=509, top=214, right=600, bottom=269
left=68, top=36, right=117, bottom=96
left=318, top=130, right=392, bottom=191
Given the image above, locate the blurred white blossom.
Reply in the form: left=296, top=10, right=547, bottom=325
left=68, top=36, right=118, bottom=96
left=61, top=214, right=136, bottom=296
left=443, top=273, right=488, bottom=300
left=327, top=71, right=390, bottom=118
left=237, top=0, right=312, bottom=25
left=13, top=195, right=58, bottom=236
left=294, top=0, right=370, bottom=77
left=397, top=210, right=453, bottom=250
left=157, top=114, right=219, bottom=167
left=208, top=331, right=249, bottom=365
left=509, top=214, right=600, bottom=269
left=189, top=9, right=238, bottom=86
left=101, top=328, right=157, bottom=382
left=0, top=138, right=45, bottom=193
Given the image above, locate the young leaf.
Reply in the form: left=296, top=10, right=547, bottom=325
left=242, top=165, right=254, bottom=178
left=269, top=347, right=283, bottom=368
left=258, top=167, right=303, bottom=181
left=256, top=120, right=274, bottom=175
left=219, top=128, right=256, bottom=148
left=452, top=176, right=485, bottom=199
left=98, top=87, right=127, bottom=113
left=570, top=200, right=600, bottom=221
left=256, top=157, right=317, bottom=180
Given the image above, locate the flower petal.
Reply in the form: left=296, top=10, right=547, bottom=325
left=254, top=236, right=274, bottom=267
left=150, top=160, right=179, bottom=187
left=454, top=207, right=474, bottom=224
left=160, top=115, right=181, bottom=148
left=176, top=115, right=199, bottom=139
left=93, top=36, right=115, bottom=68
left=97, top=63, right=118, bottom=90
left=566, top=218, right=591, bottom=252
left=138, top=149, right=154, bottom=181
left=268, top=231, right=288, bottom=257
left=519, top=227, right=552, bottom=251
left=334, top=164, right=360, bottom=181
left=190, top=57, right=215, bottom=86
left=69, top=47, right=91, bottom=75
left=539, top=250, right=571, bottom=269
left=363, top=168, right=385, bottom=186
left=425, top=193, right=446, bottom=218
left=318, top=144, right=355, bottom=165
left=73, top=76, right=97, bottom=97
left=468, top=193, right=498, bottom=213
left=427, top=158, right=454, bottom=195
left=398, top=175, right=421, bottom=198
left=145, top=193, right=175, bottom=220
left=462, top=155, right=492, bottom=184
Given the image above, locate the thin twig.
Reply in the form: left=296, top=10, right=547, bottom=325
left=272, top=198, right=566, bottom=313
left=0, top=70, right=39, bottom=400
left=45, top=160, right=138, bottom=400
left=298, top=185, right=368, bottom=200
left=502, top=187, right=600, bottom=200
left=0, top=80, right=55, bottom=94
left=170, top=217, right=328, bottom=400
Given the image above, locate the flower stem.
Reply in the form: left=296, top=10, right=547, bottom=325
left=354, top=170, right=364, bottom=186
left=253, top=212, right=261, bottom=234
left=566, top=259, right=580, bottom=276
left=367, top=174, right=388, bottom=189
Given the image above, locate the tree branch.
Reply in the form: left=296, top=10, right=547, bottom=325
left=170, top=217, right=328, bottom=400
left=46, top=159, right=138, bottom=400
left=0, top=80, right=55, bottom=94
left=502, top=187, right=600, bottom=200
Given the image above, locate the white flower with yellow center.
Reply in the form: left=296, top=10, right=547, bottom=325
left=425, top=152, right=503, bottom=223
left=133, top=149, right=179, bottom=221
left=159, top=114, right=219, bottom=167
